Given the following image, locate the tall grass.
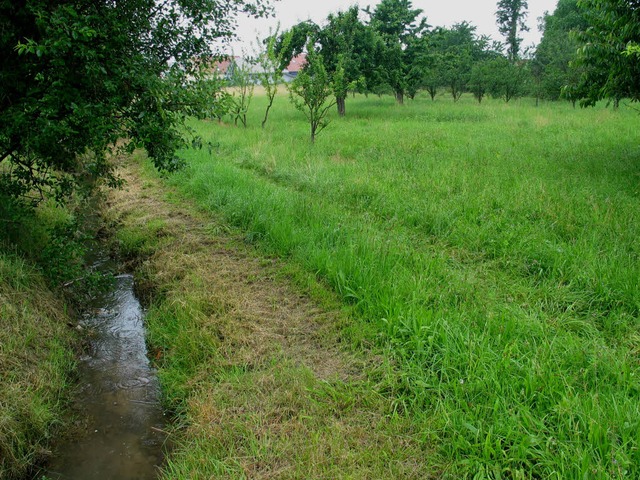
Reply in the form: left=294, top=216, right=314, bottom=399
left=0, top=251, right=75, bottom=479
left=165, top=94, right=640, bottom=478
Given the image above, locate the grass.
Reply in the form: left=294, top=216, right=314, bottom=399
left=0, top=250, right=75, bottom=479
left=147, top=92, right=640, bottom=478
left=108, top=160, right=431, bottom=478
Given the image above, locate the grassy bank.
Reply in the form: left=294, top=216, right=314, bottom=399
left=0, top=249, right=75, bottom=479
left=156, top=93, right=640, bottom=478
left=0, top=197, right=103, bottom=478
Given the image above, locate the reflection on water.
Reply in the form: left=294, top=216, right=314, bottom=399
left=45, top=274, right=166, bottom=479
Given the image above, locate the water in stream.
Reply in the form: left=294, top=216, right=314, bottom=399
left=45, top=273, right=166, bottom=479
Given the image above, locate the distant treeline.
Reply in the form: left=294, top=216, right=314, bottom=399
left=265, top=0, right=637, bottom=109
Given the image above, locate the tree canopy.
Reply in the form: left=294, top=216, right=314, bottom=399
left=574, top=0, right=640, bottom=105
left=366, top=0, right=429, bottom=104
left=0, top=0, right=269, bottom=204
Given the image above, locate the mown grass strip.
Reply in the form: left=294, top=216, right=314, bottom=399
left=109, top=160, right=434, bottom=478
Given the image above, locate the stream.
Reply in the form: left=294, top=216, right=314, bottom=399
left=44, top=269, right=167, bottom=479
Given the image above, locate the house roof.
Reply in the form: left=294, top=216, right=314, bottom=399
left=209, top=56, right=238, bottom=75
left=205, top=53, right=306, bottom=77
left=285, top=54, right=307, bottom=73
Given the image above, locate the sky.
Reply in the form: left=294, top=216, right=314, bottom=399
left=230, top=0, right=559, bottom=53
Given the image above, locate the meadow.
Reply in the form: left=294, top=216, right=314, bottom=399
left=158, top=92, right=640, bottom=478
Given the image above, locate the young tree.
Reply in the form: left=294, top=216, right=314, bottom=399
left=228, top=56, right=256, bottom=128
left=257, top=30, right=284, bottom=129
left=468, top=41, right=503, bottom=103
left=288, top=47, right=336, bottom=143
left=487, top=57, right=528, bottom=102
left=422, top=62, right=441, bottom=101
left=469, top=61, right=491, bottom=103
left=496, top=0, right=530, bottom=61
left=0, top=0, right=270, bottom=205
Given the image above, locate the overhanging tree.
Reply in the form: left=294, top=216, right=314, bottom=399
left=0, top=0, right=269, bottom=204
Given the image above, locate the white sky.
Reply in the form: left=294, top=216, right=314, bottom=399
left=231, top=0, right=559, bottom=53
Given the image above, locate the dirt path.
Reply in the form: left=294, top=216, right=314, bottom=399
left=107, top=158, right=432, bottom=479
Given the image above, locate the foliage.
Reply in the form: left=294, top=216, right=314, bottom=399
left=287, top=47, right=336, bottom=143
left=256, top=29, right=283, bottom=128
left=0, top=0, right=270, bottom=206
left=317, top=6, right=372, bottom=115
left=533, top=0, right=588, bottom=101
left=366, top=0, right=429, bottom=104
left=574, top=0, right=640, bottom=105
left=228, top=56, right=256, bottom=128
left=496, top=0, right=530, bottom=61
left=273, top=20, right=320, bottom=68
left=486, top=57, right=529, bottom=102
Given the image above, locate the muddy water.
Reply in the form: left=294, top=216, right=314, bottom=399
left=45, top=274, right=166, bottom=479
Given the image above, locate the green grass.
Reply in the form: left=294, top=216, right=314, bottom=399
left=0, top=251, right=75, bottom=479
left=157, top=92, right=640, bottom=478
left=109, top=163, right=432, bottom=478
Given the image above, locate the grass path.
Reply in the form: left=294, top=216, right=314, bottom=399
left=108, top=157, right=434, bottom=479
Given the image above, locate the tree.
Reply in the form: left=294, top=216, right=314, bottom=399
left=288, top=46, right=336, bottom=143
left=0, top=0, right=269, bottom=205
left=257, top=29, right=284, bottom=129
left=317, top=7, right=372, bottom=116
left=227, top=56, right=256, bottom=128
left=428, top=23, right=493, bottom=102
left=486, top=56, right=528, bottom=102
left=422, top=61, right=441, bottom=101
left=469, top=61, right=492, bottom=103
left=496, top=0, right=530, bottom=61
left=533, top=0, right=588, bottom=101
left=573, top=0, right=640, bottom=105
left=366, top=0, right=429, bottom=104
left=468, top=41, right=503, bottom=104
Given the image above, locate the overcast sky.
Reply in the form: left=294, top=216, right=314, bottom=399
left=231, top=0, right=559, bottom=53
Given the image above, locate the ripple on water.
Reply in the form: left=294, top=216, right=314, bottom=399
left=45, top=274, right=166, bottom=480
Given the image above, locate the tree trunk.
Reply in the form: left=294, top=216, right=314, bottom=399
left=395, top=91, right=404, bottom=105
left=336, top=97, right=346, bottom=117
left=261, top=94, right=276, bottom=129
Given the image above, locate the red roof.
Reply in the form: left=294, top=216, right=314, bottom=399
left=210, top=56, right=239, bottom=75
left=285, top=53, right=307, bottom=73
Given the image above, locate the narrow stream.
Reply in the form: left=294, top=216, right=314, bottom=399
left=45, top=272, right=167, bottom=479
